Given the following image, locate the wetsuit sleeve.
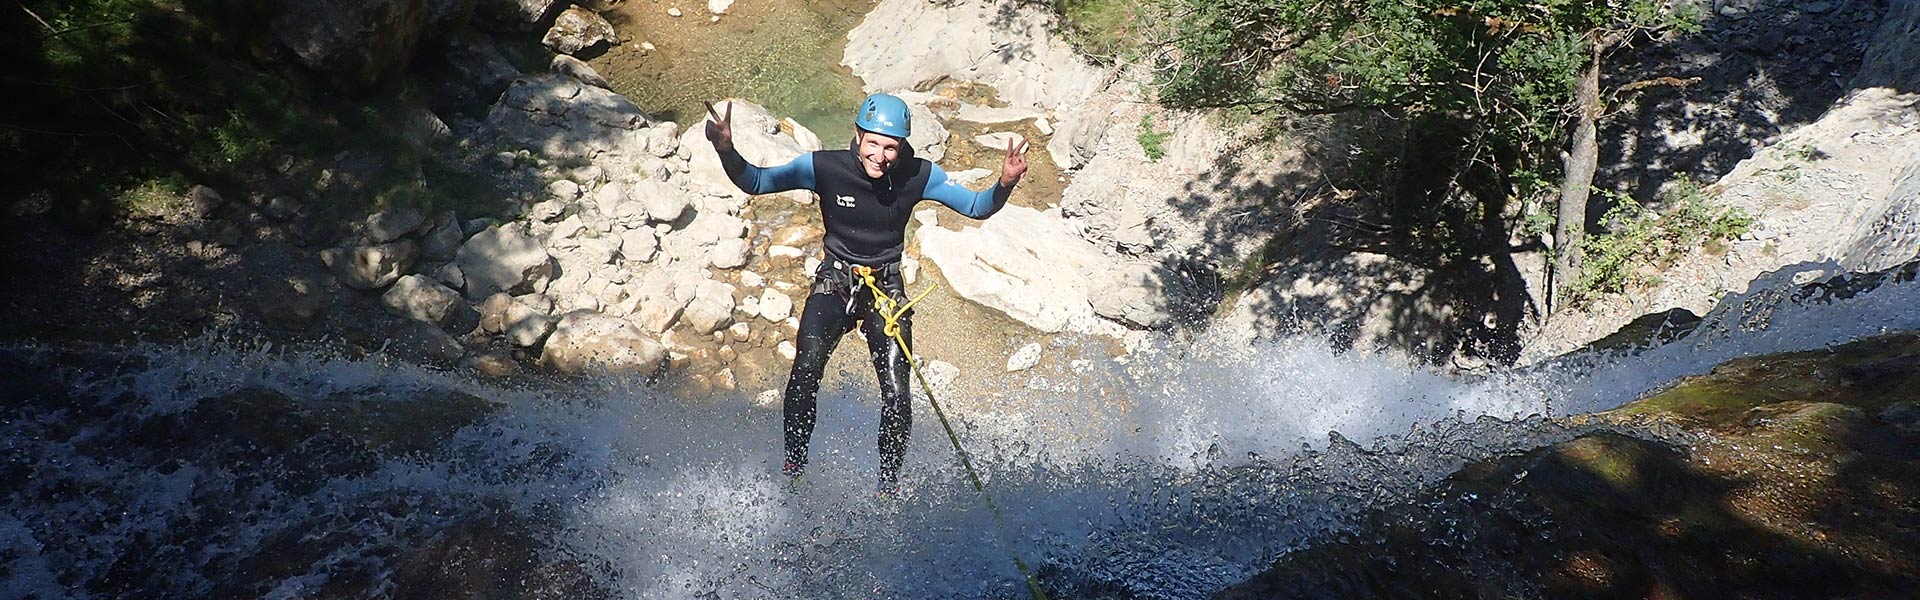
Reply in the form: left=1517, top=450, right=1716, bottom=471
left=922, top=163, right=1012, bottom=219
left=717, top=146, right=816, bottom=194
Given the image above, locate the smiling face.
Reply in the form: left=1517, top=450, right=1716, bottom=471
left=854, top=130, right=902, bottom=179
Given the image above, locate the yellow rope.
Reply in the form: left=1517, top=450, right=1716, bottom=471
left=853, top=265, right=1049, bottom=600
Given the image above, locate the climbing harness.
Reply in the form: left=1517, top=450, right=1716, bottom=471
left=852, top=265, right=1050, bottom=600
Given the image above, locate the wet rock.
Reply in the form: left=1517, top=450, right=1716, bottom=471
left=382, top=274, right=464, bottom=324
left=542, top=7, right=617, bottom=56
left=757, top=288, right=793, bottom=322
left=456, top=224, right=554, bottom=300
left=943, top=168, right=993, bottom=188
left=258, top=276, right=327, bottom=330
left=972, top=131, right=1026, bottom=152
left=771, top=224, right=821, bottom=247
left=539, top=310, right=667, bottom=375
left=1006, top=342, right=1041, bottom=372
left=956, top=103, right=1048, bottom=125
left=465, top=350, right=519, bottom=377
left=392, top=320, right=467, bottom=363
left=924, top=358, right=959, bottom=396
left=321, top=240, right=420, bottom=290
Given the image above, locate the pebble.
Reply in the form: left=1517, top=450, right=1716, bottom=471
left=667, top=7, right=683, bottom=17
left=778, top=340, right=797, bottom=360
left=1006, top=342, right=1042, bottom=372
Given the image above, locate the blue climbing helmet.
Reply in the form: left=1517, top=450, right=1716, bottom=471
left=854, top=93, right=911, bottom=139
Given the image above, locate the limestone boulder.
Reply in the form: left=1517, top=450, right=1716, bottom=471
left=550, top=54, right=612, bottom=90
left=539, top=311, right=668, bottom=375
left=382, top=274, right=465, bottom=324
left=477, top=0, right=558, bottom=30
left=620, top=228, right=660, bottom=262
left=272, top=0, right=429, bottom=89
left=439, top=32, right=520, bottom=106
left=843, top=0, right=1109, bottom=110
left=322, top=240, right=420, bottom=290
left=425, top=0, right=476, bottom=32
left=677, top=99, right=817, bottom=200
left=364, top=206, right=426, bottom=243
left=757, top=288, right=793, bottom=322
left=892, top=91, right=948, bottom=162
left=709, top=238, right=751, bottom=269
left=456, top=224, right=555, bottom=299
left=1855, top=0, right=1920, bottom=90
left=484, top=74, right=649, bottom=162
left=683, top=280, right=737, bottom=333
left=916, top=204, right=1104, bottom=333
left=633, top=181, right=692, bottom=223
left=419, top=212, right=465, bottom=262
left=542, top=7, right=617, bottom=56
left=401, top=108, right=452, bottom=150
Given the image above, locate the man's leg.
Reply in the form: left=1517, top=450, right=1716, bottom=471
left=861, top=303, right=914, bottom=490
left=784, top=292, right=854, bottom=475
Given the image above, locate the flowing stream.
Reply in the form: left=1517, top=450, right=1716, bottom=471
left=6, top=262, right=1919, bottom=598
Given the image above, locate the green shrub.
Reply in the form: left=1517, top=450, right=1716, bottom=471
left=1136, top=115, right=1170, bottom=161
left=1570, top=177, right=1753, bottom=304
left=1053, top=0, right=1147, bottom=62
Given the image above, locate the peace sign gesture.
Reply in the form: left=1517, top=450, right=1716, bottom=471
left=998, top=136, right=1029, bottom=187
left=704, top=100, right=733, bottom=152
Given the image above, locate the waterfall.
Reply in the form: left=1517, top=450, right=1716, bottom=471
left=5, top=261, right=1918, bottom=598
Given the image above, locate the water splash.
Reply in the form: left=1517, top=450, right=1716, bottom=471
left=4, top=262, right=1917, bottom=598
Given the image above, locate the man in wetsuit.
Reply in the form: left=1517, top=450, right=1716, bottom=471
left=703, top=94, right=1028, bottom=492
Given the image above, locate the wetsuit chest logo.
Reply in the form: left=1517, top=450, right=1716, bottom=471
left=835, top=195, right=857, bottom=208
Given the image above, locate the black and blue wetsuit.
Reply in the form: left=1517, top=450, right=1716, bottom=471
left=718, top=140, right=1011, bottom=488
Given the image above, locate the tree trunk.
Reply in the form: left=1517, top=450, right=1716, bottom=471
left=1549, top=45, right=1605, bottom=312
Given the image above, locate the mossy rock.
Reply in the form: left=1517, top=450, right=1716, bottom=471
left=1610, top=332, right=1920, bottom=428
